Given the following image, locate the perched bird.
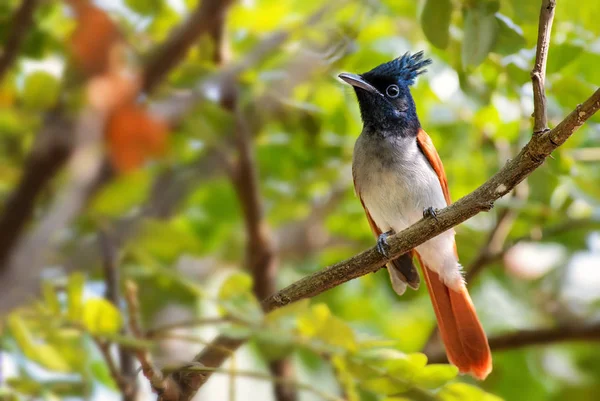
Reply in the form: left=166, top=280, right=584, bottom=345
left=339, top=51, right=492, bottom=380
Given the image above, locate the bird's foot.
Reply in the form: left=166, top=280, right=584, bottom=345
left=423, top=207, right=439, bottom=221
left=376, top=230, right=395, bottom=257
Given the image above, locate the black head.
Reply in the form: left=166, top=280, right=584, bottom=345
left=339, top=51, right=431, bottom=135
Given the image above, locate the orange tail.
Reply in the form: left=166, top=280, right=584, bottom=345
left=417, top=255, right=492, bottom=380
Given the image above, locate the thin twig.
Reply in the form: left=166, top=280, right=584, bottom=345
left=427, top=322, right=600, bottom=363
left=93, top=337, right=132, bottom=397
left=124, top=281, right=177, bottom=399
left=531, top=0, right=556, bottom=134
left=99, top=231, right=138, bottom=401
left=142, top=0, right=234, bottom=92
left=146, top=318, right=232, bottom=337
left=0, top=0, right=39, bottom=81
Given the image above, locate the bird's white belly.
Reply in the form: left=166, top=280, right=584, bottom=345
left=353, top=135, right=463, bottom=290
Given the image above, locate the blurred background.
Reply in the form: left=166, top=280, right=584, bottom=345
left=1, top=0, right=599, bottom=400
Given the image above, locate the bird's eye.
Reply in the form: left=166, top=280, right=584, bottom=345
left=386, top=84, right=400, bottom=98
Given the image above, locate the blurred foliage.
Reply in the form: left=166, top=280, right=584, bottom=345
left=1, top=0, right=600, bottom=400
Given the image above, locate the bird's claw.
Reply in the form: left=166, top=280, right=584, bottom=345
left=423, top=207, right=439, bottom=221
left=376, top=230, right=394, bottom=257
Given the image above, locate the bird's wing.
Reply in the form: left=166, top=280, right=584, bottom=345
left=416, top=128, right=451, bottom=205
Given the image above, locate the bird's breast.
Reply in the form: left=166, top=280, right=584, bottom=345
left=352, top=133, right=447, bottom=232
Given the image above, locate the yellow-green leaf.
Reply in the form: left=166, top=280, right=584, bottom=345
left=22, top=71, right=60, bottom=110
left=42, top=282, right=61, bottom=315
left=332, top=356, right=360, bottom=401
left=67, top=273, right=85, bottom=321
left=8, top=314, right=36, bottom=356
left=266, top=299, right=310, bottom=324
left=82, top=298, right=123, bottom=335
left=412, top=364, right=458, bottom=389
left=34, top=344, right=72, bottom=372
left=297, top=303, right=331, bottom=337
left=218, top=272, right=253, bottom=300
left=361, top=377, right=408, bottom=395
left=439, top=383, right=504, bottom=401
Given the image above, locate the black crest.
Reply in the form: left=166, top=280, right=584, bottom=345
left=363, top=51, right=432, bottom=86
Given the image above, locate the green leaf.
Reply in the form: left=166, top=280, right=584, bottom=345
left=298, top=303, right=357, bottom=351
left=82, top=298, right=123, bottom=335
left=42, top=282, right=61, bottom=315
left=332, top=356, right=360, bottom=401
left=21, top=71, right=60, bottom=110
left=125, top=0, right=163, bottom=15
left=34, top=344, right=72, bottom=372
left=381, top=352, right=428, bottom=377
left=8, top=314, right=36, bottom=357
left=67, top=273, right=85, bottom=322
left=218, top=271, right=253, bottom=300
left=90, top=360, right=118, bottom=390
left=320, top=315, right=357, bottom=352
left=217, top=272, right=262, bottom=320
left=297, top=303, right=331, bottom=337
left=90, top=170, right=152, bottom=217
left=494, top=14, right=525, bottom=55
left=361, top=377, right=408, bottom=395
left=8, top=314, right=72, bottom=372
left=439, top=383, right=503, bottom=401
left=254, top=330, right=295, bottom=361
left=462, top=2, right=499, bottom=68
left=421, top=0, right=452, bottom=49
left=412, top=364, right=458, bottom=389
left=135, top=218, right=202, bottom=261
left=266, top=299, right=310, bottom=324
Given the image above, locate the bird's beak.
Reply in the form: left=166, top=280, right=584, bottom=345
left=338, top=73, right=379, bottom=94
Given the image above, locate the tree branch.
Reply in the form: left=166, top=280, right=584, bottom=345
left=142, top=0, right=234, bottom=93
left=99, top=231, right=138, bottom=401
left=531, top=0, right=556, bottom=134
left=0, top=111, right=73, bottom=267
left=166, top=84, right=600, bottom=397
left=0, top=0, right=39, bottom=81
left=427, top=323, right=600, bottom=363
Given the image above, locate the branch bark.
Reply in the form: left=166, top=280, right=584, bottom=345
left=0, top=0, right=39, bottom=81
left=142, top=0, right=234, bottom=93
left=99, top=231, right=138, bottom=401
left=0, top=111, right=73, bottom=267
left=531, top=0, right=556, bottom=134
left=165, top=85, right=600, bottom=398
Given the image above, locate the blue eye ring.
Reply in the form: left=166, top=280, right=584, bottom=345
left=386, top=84, right=400, bottom=98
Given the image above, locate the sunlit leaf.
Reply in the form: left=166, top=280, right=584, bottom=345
left=91, top=170, right=152, bottom=216
left=42, top=282, right=61, bottom=315
left=67, top=273, right=85, bottom=322
left=439, top=383, right=504, bottom=401
left=22, top=71, right=60, bottom=110
left=82, top=298, right=123, bottom=335
left=412, top=364, right=458, bottom=389
left=361, top=377, right=408, bottom=395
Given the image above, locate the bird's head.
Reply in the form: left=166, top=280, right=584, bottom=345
left=339, top=51, right=431, bottom=134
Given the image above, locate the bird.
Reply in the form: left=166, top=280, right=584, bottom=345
left=338, top=51, right=492, bottom=380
